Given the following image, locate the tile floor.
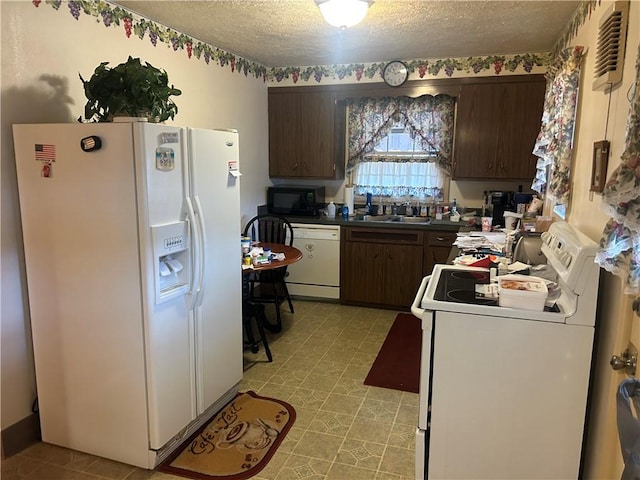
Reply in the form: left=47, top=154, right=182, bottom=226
left=1, top=301, right=417, bottom=480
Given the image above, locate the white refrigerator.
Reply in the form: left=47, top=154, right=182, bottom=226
left=12, top=122, right=243, bottom=468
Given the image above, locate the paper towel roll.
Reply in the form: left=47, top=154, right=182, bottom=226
left=344, top=186, right=354, bottom=216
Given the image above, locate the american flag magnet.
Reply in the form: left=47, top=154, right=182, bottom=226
left=35, top=144, right=56, bottom=162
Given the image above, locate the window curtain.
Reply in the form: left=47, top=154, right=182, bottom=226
left=595, top=42, right=640, bottom=294
left=531, top=46, right=585, bottom=205
left=346, top=95, right=455, bottom=174
left=353, top=161, right=445, bottom=199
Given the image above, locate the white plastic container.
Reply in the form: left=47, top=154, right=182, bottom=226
left=498, top=274, right=548, bottom=311
left=327, top=201, right=336, bottom=218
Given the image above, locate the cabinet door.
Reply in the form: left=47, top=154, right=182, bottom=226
left=268, top=92, right=300, bottom=177
left=452, top=83, right=500, bottom=178
left=424, top=231, right=458, bottom=275
left=340, top=242, right=385, bottom=304
left=453, top=76, right=546, bottom=181
left=384, top=244, right=424, bottom=308
left=268, top=90, right=344, bottom=179
left=495, top=80, right=546, bottom=180
left=341, top=228, right=424, bottom=307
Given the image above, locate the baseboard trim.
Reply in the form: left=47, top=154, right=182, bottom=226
left=1, top=413, right=41, bottom=457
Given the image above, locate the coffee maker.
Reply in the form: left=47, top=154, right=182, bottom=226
left=488, top=191, right=514, bottom=227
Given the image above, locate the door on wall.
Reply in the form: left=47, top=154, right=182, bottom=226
left=584, top=274, right=639, bottom=478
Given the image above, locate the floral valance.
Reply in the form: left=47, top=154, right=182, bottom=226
left=596, top=42, right=640, bottom=294
left=531, top=46, right=585, bottom=204
left=346, top=95, right=455, bottom=174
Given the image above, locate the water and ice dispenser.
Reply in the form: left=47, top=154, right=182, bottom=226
left=151, top=221, right=191, bottom=304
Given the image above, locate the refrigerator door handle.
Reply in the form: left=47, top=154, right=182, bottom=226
left=185, top=196, right=203, bottom=309
left=192, top=195, right=207, bottom=308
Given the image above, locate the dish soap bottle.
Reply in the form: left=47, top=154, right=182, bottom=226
left=327, top=201, right=336, bottom=218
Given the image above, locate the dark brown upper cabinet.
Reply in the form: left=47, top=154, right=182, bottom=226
left=452, top=75, right=546, bottom=180
left=268, top=88, right=345, bottom=179
left=267, top=76, right=545, bottom=182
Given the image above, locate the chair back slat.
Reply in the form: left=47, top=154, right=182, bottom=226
left=243, top=214, right=293, bottom=246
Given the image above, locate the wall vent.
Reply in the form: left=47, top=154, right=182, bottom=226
left=593, top=0, right=629, bottom=91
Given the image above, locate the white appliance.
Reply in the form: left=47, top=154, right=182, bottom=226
left=286, top=223, right=340, bottom=299
left=410, top=222, right=600, bottom=480
left=12, top=122, right=243, bottom=468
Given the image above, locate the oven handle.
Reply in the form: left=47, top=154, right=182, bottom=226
left=411, top=275, right=431, bottom=318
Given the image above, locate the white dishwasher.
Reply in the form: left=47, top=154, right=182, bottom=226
left=286, top=223, right=340, bottom=299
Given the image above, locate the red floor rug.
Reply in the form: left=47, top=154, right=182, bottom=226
left=364, top=313, right=422, bottom=393
left=159, top=391, right=295, bottom=479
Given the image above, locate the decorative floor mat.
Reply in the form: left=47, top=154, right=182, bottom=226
left=159, top=391, right=296, bottom=479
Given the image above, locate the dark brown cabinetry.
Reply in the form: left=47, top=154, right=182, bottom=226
left=452, top=75, right=546, bottom=180
left=424, top=231, right=458, bottom=275
left=341, top=227, right=456, bottom=309
left=268, top=88, right=345, bottom=179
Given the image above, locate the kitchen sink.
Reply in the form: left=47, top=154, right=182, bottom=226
left=396, top=216, right=431, bottom=223
left=353, top=214, right=431, bottom=224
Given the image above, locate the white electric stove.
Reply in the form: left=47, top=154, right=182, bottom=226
left=411, top=222, right=600, bottom=479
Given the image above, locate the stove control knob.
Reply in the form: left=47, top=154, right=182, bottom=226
left=558, top=251, right=572, bottom=268
left=563, top=253, right=572, bottom=268
left=541, top=231, right=551, bottom=245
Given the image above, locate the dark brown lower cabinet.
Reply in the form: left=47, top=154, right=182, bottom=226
left=341, top=227, right=459, bottom=309
left=340, top=228, right=424, bottom=309
left=423, top=231, right=458, bottom=275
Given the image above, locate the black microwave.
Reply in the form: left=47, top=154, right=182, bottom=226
left=267, top=186, right=325, bottom=216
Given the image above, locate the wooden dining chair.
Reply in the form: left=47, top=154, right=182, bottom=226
left=242, top=300, right=273, bottom=362
left=242, top=214, right=294, bottom=332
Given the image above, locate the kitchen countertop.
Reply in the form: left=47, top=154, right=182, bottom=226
left=282, top=215, right=466, bottom=231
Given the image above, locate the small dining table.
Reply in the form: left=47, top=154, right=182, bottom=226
left=244, top=243, right=303, bottom=273
left=242, top=242, right=302, bottom=333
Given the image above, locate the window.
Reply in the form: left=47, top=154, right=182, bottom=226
left=354, top=123, right=445, bottom=199
left=346, top=95, right=455, bottom=201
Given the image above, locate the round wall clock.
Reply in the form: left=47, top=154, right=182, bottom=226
left=382, top=60, right=409, bottom=87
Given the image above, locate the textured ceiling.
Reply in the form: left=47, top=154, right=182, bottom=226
left=112, top=0, right=582, bottom=67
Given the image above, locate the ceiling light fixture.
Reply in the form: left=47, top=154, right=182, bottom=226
left=315, top=0, right=373, bottom=29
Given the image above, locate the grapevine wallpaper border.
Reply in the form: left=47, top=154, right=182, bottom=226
left=33, top=0, right=602, bottom=85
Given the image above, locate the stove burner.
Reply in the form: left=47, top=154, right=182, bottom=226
left=446, top=289, right=497, bottom=305
left=450, top=271, right=490, bottom=282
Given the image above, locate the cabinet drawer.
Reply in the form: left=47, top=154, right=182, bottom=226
left=427, top=231, right=457, bottom=246
left=344, top=228, right=424, bottom=245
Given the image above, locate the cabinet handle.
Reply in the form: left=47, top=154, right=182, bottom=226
left=436, top=236, right=445, bottom=242
left=293, top=162, right=298, bottom=170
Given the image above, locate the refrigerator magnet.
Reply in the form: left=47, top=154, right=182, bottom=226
left=35, top=143, right=56, bottom=162
left=155, top=147, right=175, bottom=171
left=80, top=136, right=102, bottom=152
left=228, top=160, right=242, bottom=177
left=41, top=162, right=53, bottom=178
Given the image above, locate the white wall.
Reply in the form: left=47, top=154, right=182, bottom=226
left=561, top=2, right=639, bottom=478
left=0, top=0, right=270, bottom=434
